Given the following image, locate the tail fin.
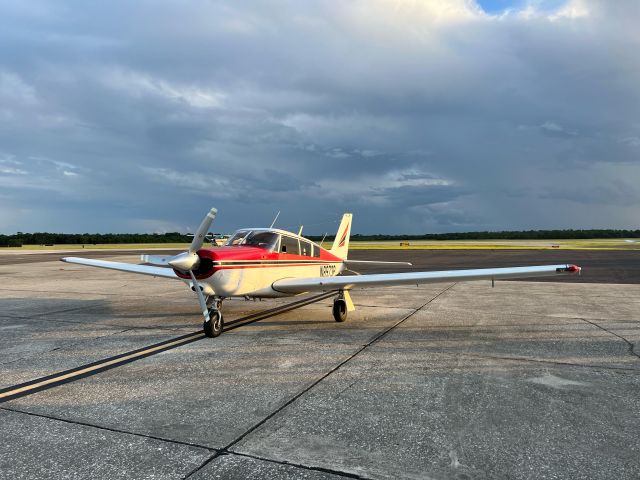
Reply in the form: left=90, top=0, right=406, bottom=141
left=330, top=213, right=352, bottom=259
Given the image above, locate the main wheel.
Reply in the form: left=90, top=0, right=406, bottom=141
left=204, top=310, right=223, bottom=338
left=333, top=299, right=347, bottom=322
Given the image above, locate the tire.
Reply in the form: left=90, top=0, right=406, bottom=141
left=333, top=299, right=347, bottom=322
left=204, top=310, right=223, bottom=338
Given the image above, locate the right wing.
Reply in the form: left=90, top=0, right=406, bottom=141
left=61, top=257, right=180, bottom=280
left=272, top=264, right=581, bottom=294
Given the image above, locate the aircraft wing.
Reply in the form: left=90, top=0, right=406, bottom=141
left=343, top=259, right=413, bottom=266
left=61, top=257, right=180, bottom=280
left=272, top=264, right=581, bottom=294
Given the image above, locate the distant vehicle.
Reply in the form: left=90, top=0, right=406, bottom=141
left=212, top=234, right=229, bottom=246
left=187, top=232, right=229, bottom=246
left=63, top=208, right=581, bottom=338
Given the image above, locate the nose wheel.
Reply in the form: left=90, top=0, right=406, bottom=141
left=203, top=298, right=224, bottom=338
left=204, top=309, right=223, bottom=337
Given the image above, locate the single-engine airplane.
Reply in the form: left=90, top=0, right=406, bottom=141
left=62, top=208, right=582, bottom=338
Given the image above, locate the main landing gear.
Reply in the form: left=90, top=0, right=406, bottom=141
left=333, top=290, right=354, bottom=322
left=204, top=298, right=224, bottom=338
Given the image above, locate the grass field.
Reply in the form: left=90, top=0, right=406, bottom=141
left=2, top=239, right=638, bottom=251
left=347, top=239, right=640, bottom=250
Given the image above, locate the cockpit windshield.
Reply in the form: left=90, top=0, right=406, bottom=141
left=224, top=230, right=280, bottom=251
left=244, top=231, right=280, bottom=251
left=225, top=231, right=250, bottom=246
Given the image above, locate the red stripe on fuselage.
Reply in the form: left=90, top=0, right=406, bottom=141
left=173, top=244, right=343, bottom=279
left=211, top=262, right=340, bottom=271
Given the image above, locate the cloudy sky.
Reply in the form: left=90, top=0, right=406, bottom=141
left=0, top=0, right=638, bottom=234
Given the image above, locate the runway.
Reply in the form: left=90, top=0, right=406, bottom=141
left=1, top=251, right=639, bottom=479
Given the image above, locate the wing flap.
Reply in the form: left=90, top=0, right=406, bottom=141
left=62, top=257, right=180, bottom=280
left=272, top=264, right=581, bottom=294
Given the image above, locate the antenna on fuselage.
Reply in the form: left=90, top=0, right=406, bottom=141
left=269, top=211, right=280, bottom=229
left=320, top=232, right=327, bottom=246
left=297, top=225, right=303, bottom=236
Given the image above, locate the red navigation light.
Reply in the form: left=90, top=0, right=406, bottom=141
left=567, top=264, right=581, bottom=274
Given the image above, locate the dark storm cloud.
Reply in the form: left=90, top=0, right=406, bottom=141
left=0, top=0, right=638, bottom=234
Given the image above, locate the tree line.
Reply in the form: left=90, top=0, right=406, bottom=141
left=1, top=229, right=639, bottom=246
left=325, top=229, right=640, bottom=241
left=0, top=232, right=193, bottom=247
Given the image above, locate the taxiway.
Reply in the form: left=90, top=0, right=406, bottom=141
left=0, top=252, right=638, bottom=479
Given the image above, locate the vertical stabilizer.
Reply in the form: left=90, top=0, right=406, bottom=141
left=330, top=213, right=352, bottom=259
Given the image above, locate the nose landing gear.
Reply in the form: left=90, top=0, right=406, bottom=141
left=204, top=297, right=224, bottom=337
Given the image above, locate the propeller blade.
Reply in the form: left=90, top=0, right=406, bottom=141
left=141, top=207, right=218, bottom=271
left=189, top=270, right=210, bottom=323
left=190, top=207, right=218, bottom=254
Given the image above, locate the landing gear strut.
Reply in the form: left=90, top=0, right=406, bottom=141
left=204, top=297, right=224, bottom=337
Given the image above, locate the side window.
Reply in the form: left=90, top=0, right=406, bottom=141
left=312, top=244, right=321, bottom=257
left=280, top=236, right=300, bottom=255
left=300, top=241, right=312, bottom=257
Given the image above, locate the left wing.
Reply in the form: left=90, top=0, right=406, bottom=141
left=272, top=264, right=580, bottom=294
left=62, top=257, right=180, bottom=279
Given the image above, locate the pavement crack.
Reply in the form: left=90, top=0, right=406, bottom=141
left=461, top=352, right=640, bottom=372
left=182, top=283, right=457, bottom=479
left=0, top=327, right=135, bottom=368
left=182, top=451, right=221, bottom=479
left=233, top=451, right=370, bottom=479
left=333, top=379, right=360, bottom=399
left=577, top=317, right=640, bottom=360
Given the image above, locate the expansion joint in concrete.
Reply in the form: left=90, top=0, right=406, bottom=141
left=0, top=405, right=217, bottom=452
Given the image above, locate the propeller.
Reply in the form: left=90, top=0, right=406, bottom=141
left=142, top=207, right=218, bottom=324
left=143, top=207, right=218, bottom=271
